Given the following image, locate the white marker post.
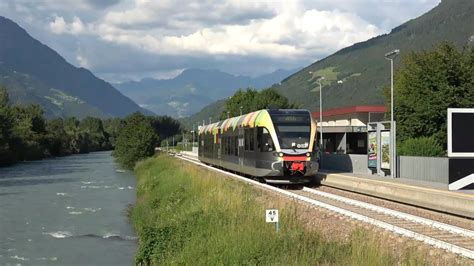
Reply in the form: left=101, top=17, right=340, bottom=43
left=266, top=209, right=279, bottom=232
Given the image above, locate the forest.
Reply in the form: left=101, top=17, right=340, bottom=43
left=0, top=87, right=181, bottom=168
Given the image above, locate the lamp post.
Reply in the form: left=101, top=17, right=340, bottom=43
left=385, top=49, right=400, bottom=178
left=192, top=124, right=195, bottom=148
left=240, top=106, right=243, bottom=116
left=317, top=77, right=325, bottom=151
left=309, top=71, right=325, bottom=153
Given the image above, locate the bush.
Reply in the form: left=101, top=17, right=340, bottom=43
left=398, top=136, right=444, bottom=157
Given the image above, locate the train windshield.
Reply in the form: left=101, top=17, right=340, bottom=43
left=271, top=112, right=311, bottom=149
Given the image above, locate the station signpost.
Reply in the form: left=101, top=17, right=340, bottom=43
left=447, top=108, right=474, bottom=190
left=266, top=209, right=279, bottom=232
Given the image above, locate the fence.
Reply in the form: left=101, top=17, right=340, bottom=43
left=320, top=153, right=449, bottom=184
left=398, top=156, right=448, bottom=184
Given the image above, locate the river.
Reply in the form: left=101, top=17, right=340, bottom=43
left=0, top=151, right=137, bottom=265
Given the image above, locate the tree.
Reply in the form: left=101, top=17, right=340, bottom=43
left=222, top=88, right=295, bottom=119
left=103, top=118, right=124, bottom=148
left=148, top=116, right=181, bottom=140
left=64, top=117, right=90, bottom=153
left=79, top=117, right=109, bottom=151
left=0, top=87, right=13, bottom=165
left=390, top=43, right=474, bottom=151
left=9, top=104, right=47, bottom=160
left=45, top=118, right=71, bottom=156
left=113, top=112, right=158, bottom=169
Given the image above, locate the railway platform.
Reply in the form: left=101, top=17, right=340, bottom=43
left=317, top=171, right=474, bottom=218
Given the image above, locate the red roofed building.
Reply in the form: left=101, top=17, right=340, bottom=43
left=311, top=105, right=386, bottom=154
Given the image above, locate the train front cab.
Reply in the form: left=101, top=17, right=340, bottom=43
left=260, top=110, right=319, bottom=184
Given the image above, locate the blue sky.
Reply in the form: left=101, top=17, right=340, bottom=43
left=0, top=0, right=440, bottom=82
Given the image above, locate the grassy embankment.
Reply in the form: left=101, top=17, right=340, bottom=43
left=131, top=155, right=422, bottom=265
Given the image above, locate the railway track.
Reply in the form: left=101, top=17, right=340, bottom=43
left=176, top=153, right=474, bottom=260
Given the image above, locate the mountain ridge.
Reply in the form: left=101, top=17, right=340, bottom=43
left=0, top=16, right=150, bottom=118
left=115, top=67, right=298, bottom=118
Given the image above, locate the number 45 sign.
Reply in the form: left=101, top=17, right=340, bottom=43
left=266, top=209, right=279, bottom=223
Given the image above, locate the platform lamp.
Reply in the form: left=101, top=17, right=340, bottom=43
left=309, top=71, right=325, bottom=165
left=385, top=49, right=400, bottom=178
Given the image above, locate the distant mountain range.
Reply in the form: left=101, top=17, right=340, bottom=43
left=115, top=68, right=298, bottom=118
left=182, top=0, right=474, bottom=129
left=0, top=16, right=149, bottom=119
left=272, top=0, right=474, bottom=111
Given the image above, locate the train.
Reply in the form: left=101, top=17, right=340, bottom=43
left=198, top=109, right=319, bottom=184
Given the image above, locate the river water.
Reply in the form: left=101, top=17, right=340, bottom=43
left=0, top=151, right=137, bottom=265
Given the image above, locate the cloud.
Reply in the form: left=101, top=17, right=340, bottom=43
left=49, top=15, right=85, bottom=34
left=0, top=0, right=441, bottom=82
left=81, top=1, right=382, bottom=61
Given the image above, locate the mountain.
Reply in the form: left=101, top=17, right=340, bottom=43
left=115, top=68, right=297, bottom=118
left=0, top=16, right=150, bottom=118
left=270, top=0, right=474, bottom=111
left=179, top=99, right=226, bottom=130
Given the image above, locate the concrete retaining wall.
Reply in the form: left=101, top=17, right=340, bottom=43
left=321, top=154, right=368, bottom=174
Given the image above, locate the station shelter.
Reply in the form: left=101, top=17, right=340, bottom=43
left=312, top=105, right=386, bottom=154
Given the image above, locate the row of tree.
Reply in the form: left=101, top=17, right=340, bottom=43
left=221, top=88, right=296, bottom=119
left=0, top=87, right=181, bottom=168
left=388, top=43, right=474, bottom=156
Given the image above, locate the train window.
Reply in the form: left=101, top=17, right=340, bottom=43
left=249, top=128, right=254, bottom=151
left=234, top=136, right=238, bottom=155
left=225, top=136, right=229, bottom=155
left=258, top=127, right=274, bottom=152
left=244, top=129, right=249, bottom=150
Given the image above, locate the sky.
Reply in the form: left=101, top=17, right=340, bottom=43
left=0, top=0, right=440, bottom=83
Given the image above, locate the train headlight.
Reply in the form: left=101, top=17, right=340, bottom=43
left=306, top=152, right=311, bottom=157
left=279, top=152, right=284, bottom=157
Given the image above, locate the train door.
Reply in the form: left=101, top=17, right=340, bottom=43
left=238, top=128, right=244, bottom=172
left=217, top=131, right=221, bottom=161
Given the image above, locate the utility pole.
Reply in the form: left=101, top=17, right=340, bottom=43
left=385, top=49, right=400, bottom=178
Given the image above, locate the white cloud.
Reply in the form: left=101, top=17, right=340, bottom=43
left=76, top=54, right=90, bottom=68
left=89, top=1, right=381, bottom=59
left=49, top=15, right=85, bottom=34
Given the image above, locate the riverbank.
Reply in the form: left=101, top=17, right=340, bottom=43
left=132, top=155, right=442, bottom=265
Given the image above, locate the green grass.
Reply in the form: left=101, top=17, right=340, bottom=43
left=131, top=155, right=425, bottom=265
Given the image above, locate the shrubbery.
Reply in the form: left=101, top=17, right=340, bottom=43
left=398, top=136, right=444, bottom=157
left=113, top=113, right=158, bottom=169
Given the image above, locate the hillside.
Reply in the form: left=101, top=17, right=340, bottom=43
left=0, top=16, right=149, bottom=118
left=179, top=99, right=226, bottom=129
left=271, top=0, right=474, bottom=111
left=115, top=68, right=297, bottom=118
